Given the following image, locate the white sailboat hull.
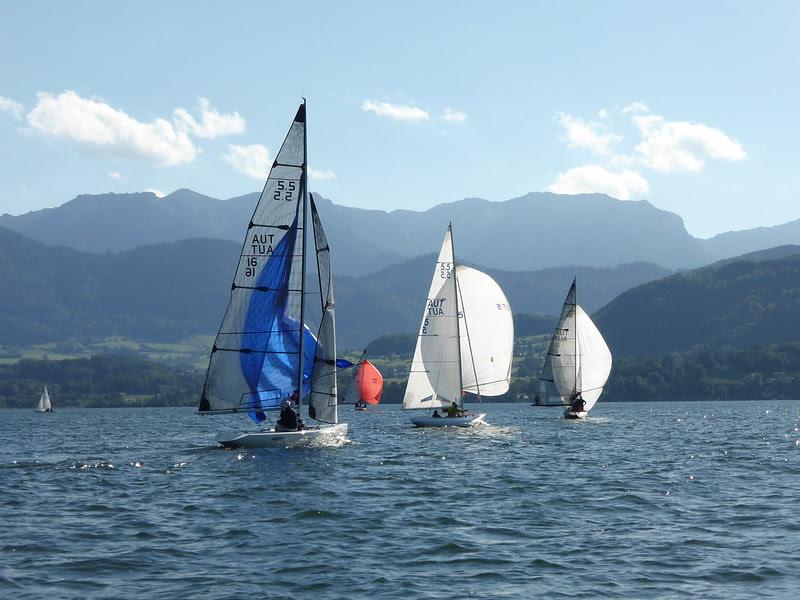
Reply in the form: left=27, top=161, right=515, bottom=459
left=564, top=409, right=588, bottom=420
left=410, top=413, right=486, bottom=428
left=217, top=423, right=348, bottom=448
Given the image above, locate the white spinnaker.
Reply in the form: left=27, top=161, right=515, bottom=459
left=575, top=305, right=612, bottom=411
left=456, top=265, right=514, bottom=396
left=402, top=229, right=460, bottom=410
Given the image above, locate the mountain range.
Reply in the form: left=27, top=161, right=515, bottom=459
left=0, top=224, right=670, bottom=349
left=5, top=189, right=799, bottom=277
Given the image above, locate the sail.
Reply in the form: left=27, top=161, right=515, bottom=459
left=307, top=195, right=338, bottom=423
left=534, top=281, right=577, bottom=406
left=38, top=386, right=51, bottom=411
left=456, top=265, right=513, bottom=396
left=574, top=305, right=612, bottom=411
left=199, top=104, right=314, bottom=423
left=356, top=360, right=383, bottom=404
left=402, top=227, right=461, bottom=410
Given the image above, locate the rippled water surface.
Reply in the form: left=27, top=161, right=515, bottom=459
left=2, top=401, right=800, bottom=598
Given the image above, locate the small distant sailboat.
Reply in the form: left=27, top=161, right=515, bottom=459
left=402, top=224, right=514, bottom=427
left=198, top=101, right=347, bottom=448
left=339, top=352, right=383, bottom=410
left=533, top=279, right=612, bottom=419
left=36, top=386, right=53, bottom=413
left=354, top=359, right=383, bottom=410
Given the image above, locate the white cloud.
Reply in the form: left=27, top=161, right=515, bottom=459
left=309, top=167, right=336, bottom=181
left=441, top=107, right=467, bottom=123
left=27, top=91, right=197, bottom=166
left=173, top=97, right=245, bottom=139
left=632, top=113, right=747, bottom=173
left=362, top=100, right=429, bottom=122
left=622, top=101, right=651, bottom=114
left=145, top=188, right=166, bottom=198
left=547, top=165, right=650, bottom=201
left=108, top=171, right=122, bottom=180
left=224, top=143, right=270, bottom=180
left=556, top=112, right=621, bottom=156
left=0, top=96, right=24, bottom=120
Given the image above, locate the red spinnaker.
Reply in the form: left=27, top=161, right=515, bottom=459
left=356, top=360, right=383, bottom=404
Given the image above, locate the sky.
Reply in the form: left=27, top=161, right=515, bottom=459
left=0, top=1, right=798, bottom=238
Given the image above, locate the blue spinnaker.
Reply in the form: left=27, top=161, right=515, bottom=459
left=239, top=222, right=316, bottom=423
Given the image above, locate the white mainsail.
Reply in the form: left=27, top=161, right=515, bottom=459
left=456, top=265, right=514, bottom=397
left=403, top=227, right=461, bottom=410
left=37, top=386, right=52, bottom=412
left=535, top=280, right=612, bottom=411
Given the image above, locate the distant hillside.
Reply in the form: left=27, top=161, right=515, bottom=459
left=0, top=227, right=669, bottom=349
left=594, top=246, right=800, bottom=357
left=702, top=218, right=800, bottom=260
left=1, top=189, right=715, bottom=274
left=0, top=226, right=238, bottom=344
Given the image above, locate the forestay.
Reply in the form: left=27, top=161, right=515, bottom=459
left=402, top=228, right=461, bottom=410
left=456, top=265, right=513, bottom=396
left=199, top=105, right=315, bottom=423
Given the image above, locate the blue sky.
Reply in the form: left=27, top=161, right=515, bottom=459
left=0, top=1, right=797, bottom=237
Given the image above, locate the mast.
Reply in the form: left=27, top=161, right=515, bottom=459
left=297, top=98, right=309, bottom=410
left=449, top=223, right=466, bottom=409
left=574, top=276, right=578, bottom=398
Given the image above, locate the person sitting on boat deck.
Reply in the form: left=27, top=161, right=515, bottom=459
left=276, top=399, right=301, bottom=432
left=290, top=389, right=300, bottom=406
left=432, top=409, right=442, bottom=418
left=571, top=395, right=586, bottom=413
left=447, top=401, right=464, bottom=418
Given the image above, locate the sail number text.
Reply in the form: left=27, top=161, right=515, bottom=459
left=243, top=233, right=275, bottom=277
left=273, top=180, right=296, bottom=201
left=422, top=298, right=447, bottom=333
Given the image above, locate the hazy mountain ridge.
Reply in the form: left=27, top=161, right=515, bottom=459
left=1, top=189, right=722, bottom=275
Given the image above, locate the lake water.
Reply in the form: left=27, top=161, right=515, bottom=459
left=2, top=401, right=799, bottom=599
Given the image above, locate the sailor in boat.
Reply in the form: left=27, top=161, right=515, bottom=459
left=276, top=398, right=305, bottom=432
left=569, top=394, right=587, bottom=415
left=432, top=410, right=442, bottom=418
left=446, top=401, right=465, bottom=418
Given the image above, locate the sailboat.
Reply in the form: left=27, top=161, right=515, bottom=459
left=36, top=386, right=53, bottom=413
left=338, top=351, right=383, bottom=410
left=533, top=279, right=612, bottom=419
left=354, top=359, right=383, bottom=410
left=198, top=101, right=347, bottom=448
left=402, top=224, right=514, bottom=427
